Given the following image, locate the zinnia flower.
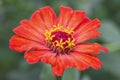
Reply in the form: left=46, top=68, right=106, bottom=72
left=9, top=6, right=108, bottom=76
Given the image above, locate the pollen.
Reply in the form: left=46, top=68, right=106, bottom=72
left=64, top=27, right=74, bottom=34
left=44, top=24, right=75, bottom=54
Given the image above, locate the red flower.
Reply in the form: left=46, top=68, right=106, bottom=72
left=9, top=6, right=108, bottom=76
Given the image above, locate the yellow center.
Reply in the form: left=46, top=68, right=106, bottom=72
left=44, top=24, right=75, bottom=54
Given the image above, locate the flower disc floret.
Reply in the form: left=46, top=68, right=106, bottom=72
left=44, top=25, right=75, bottom=54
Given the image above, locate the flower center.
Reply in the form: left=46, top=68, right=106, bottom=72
left=44, top=25, right=75, bottom=54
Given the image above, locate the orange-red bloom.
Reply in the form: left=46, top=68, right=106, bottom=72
left=9, top=6, right=108, bottom=76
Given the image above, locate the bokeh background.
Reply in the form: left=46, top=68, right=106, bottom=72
left=0, top=0, right=120, bottom=80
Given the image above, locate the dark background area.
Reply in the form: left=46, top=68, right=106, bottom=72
left=0, top=0, right=120, bottom=80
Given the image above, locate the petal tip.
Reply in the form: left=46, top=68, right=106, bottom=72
left=101, top=46, right=109, bottom=53
left=60, top=5, right=73, bottom=11
left=39, top=6, right=52, bottom=11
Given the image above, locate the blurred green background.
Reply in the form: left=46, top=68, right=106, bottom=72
left=0, top=0, right=120, bottom=80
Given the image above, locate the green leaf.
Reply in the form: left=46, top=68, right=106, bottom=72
left=62, top=68, right=80, bottom=80
left=78, top=0, right=103, bottom=16
left=100, top=20, right=120, bottom=43
left=39, top=64, right=54, bottom=80
left=81, top=75, right=91, bottom=80
left=102, top=52, right=120, bottom=79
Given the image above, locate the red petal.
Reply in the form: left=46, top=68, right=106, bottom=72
left=56, top=54, right=74, bottom=69
left=58, top=6, right=73, bottom=27
left=71, top=52, right=102, bottom=70
left=80, top=17, right=91, bottom=25
left=74, top=43, right=107, bottom=54
left=30, top=10, right=48, bottom=31
left=39, top=6, right=57, bottom=30
left=74, top=17, right=91, bottom=31
left=71, top=53, right=90, bottom=70
left=13, top=20, right=45, bottom=43
left=52, top=65, right=64, bottom=76
left=68, top=10, right=86, bottom=29
left=75, top=18, right=101, bottom=34
left=74, top=19, right=101, bottom=43
left=9, top=35, right=48, bottom=52
left=24, top=50, right=56, bottom=64
left=75, top=29, right=101, bottom=43
left=52, top=56, right=64, bottom=76
left=51, top=54, right=75, bottom=76
left=100, top=45, right=109, bottom=52
left=25, top=50, right=65, bottom=76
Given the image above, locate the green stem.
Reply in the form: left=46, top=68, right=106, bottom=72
left=55, top=76, right=62, bottom=80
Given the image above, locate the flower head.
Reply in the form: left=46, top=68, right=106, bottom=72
left=9, top=6, right=108, bottom=76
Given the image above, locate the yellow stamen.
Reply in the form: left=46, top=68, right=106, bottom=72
left=44, top=24, right=63, bottom=42
left=64, top=27, right=74, bottom=34
left=44, top=30, right=55, bottom=41
left=55, top=39, right=65, bottom=49
left=53, top=24, right=62, bottom=31
left=44, top=24, right=75, bottom=54
left=66, top=38, right=75, bottom=48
